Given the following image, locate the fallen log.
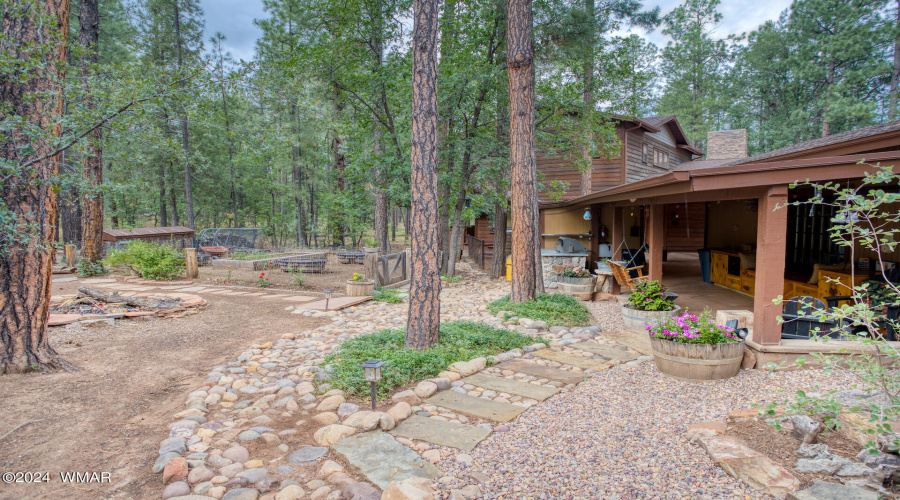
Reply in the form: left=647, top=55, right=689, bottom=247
left=77, top=287, right=181, bottom=310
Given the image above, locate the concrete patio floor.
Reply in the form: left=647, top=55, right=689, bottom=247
left=658, top=251, right=754, bottom=315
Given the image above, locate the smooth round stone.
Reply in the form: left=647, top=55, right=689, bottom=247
left=236, top=468, right=268, bottom=483
left=238, top=430, right=261, bottom=442
left=239, top=386, right=260, bottom=394
left=222, top=486, right=258, bottom=500
left=276, top=465, right=293, bottom=475
left=288, top=446, right=328, bottom=465
left=162, top=481, right=191, bottom=499
left=234, top=401, right=252, bottom=409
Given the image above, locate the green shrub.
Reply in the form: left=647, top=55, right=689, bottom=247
left=487, top=293, right=591, bottom=327
left=627, top=279, right=675, bottom=311
left=440, top=274, right=462, bottom=283
left=323, top=321, right=542, bottom=397
left=373, top=288, right=404, bottom=303
left=104, top=241, right=185, bottom=280
left=77, top=259, right=106, bottom=277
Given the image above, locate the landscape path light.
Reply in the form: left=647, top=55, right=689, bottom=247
left=324, top=289, right=334, bottom=311
left=360, top=359, right=385, bottom=410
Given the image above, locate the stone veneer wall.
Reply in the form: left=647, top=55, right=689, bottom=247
left=542, top=255, right=588, bottom=289
left=706, top=129, right=748, bottom=160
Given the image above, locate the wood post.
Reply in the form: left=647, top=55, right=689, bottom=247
left=365, top=251, right=380, bottom=288
left=65, top=244, right=77, bottom=266
left=185, top=248, right=199, bottom=279
left=752, top=186, right=788, bottom=345
left=647, top=204, right=664, bottom=282
left=611, top=206, right=624, bottom=294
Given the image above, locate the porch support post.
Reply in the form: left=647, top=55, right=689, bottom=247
left=752, top=186, right=788, bottom=345
left=611, top=206, right=624, bottom=294
left=647, top=204, right=664, bottom=282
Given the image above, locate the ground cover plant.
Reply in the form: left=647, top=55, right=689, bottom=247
left=487, top=293, right=591, bottom=327
left=373, top=288, right=405, bottom=304
left=323, top=321, right=542, bottom=397
left=103, top=241, right=185, bottom=280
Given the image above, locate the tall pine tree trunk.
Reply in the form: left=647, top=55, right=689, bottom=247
left=491, top=202, right=508, bottom=278
left=508, top=0, right=542, bottom=302
left=0, top=0, right=74, bottom=373
left=158, top=163, right=168, bottom=226
left=579, top=0, right=595, bottom=196
left=890, top=0, right=899, bottom=120
left=405, top=0, right=440, bottom=350
left=79, top=0, right=103, bottom=262
left=172, top=0, right=195, bottom=229
left=374, top=121, right=389, bottom=251
left=60, top=187, right=82, bottom=245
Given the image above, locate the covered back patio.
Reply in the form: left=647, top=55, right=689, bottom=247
left=547, top=143, right=900, bottom=364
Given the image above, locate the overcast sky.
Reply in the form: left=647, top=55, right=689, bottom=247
left=199, top=0, right=794, bottom=62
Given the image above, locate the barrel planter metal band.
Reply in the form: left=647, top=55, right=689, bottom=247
left=621, top=305, right=680, bottom=331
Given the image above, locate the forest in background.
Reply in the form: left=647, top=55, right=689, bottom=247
left=19, top=0, right=900, bottom=272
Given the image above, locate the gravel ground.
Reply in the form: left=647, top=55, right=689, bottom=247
left=585, top=298, right=626, bottom=331
left=435, top=361, right=856, bottom=499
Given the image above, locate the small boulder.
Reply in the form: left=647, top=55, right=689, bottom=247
left=343, top=481, right=380, bottom=500
left=312, top=412, right=340, bottom=426
left=387, top=402, right=412, bottom=422
left=317, top=395, right=346, bottom=412
left=379, top=412, right=396, bottom=431
left=313, top=424, right=357, bottom=446
left=414, top=381, right=438, bottom=399
left=275, top=484, right=305, bottom=500
left=382, top=477, right=435, bottom=500
left=337, top=403, right=360, bottom=418
left=162, top=457, right=189, bottom=484
left=448, top=362, right=477, bottom=377
left=391, top=390, right=421, bottom=406
left=318, top=460, right=343, bottom=476
left=790, top=415, right=823, bottom=445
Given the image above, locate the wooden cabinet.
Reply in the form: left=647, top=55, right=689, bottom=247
left=711, top=251, right=729, bottom=284
left=784, top=280, right=819, bottom=300
left=816, top=269, right=870, bottom=299
left=740, top=269, right=755, bottom=295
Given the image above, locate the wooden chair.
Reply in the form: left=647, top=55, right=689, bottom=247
left=608, top=260, right=650, bottom=292
left=782, top=295, right=849, bottom=339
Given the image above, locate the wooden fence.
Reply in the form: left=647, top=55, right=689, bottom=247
left=364, top=250, right=409, bottom=288
left=467, top=235, right=486, bottom=269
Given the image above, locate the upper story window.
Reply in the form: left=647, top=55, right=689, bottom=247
left=654, top=150, right=669, bottom=168
left=642, top=143, right=648, bottom=163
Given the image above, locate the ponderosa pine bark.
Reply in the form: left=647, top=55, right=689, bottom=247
left=79, top=0, right=104, bottom=262
left=508, top=0, right=542, bottom=302
left=579, top=0, right=595, bottom=197
left=0, top=0, right=74, bottom=373
left=405, top=0, right=441, bottom=350
left=172, top=0, right=195, bottom=229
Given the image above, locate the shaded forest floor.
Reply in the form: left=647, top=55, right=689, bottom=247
left=0, top=278, right=327, bottom=500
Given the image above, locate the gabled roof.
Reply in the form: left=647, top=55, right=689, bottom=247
left=640, top=115, right=703, bottom=155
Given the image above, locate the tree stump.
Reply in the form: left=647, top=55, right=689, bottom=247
left=185, top=248, right=199, bottom=279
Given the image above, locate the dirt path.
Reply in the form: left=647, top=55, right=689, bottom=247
left=0, top=278, right=326, bottom=500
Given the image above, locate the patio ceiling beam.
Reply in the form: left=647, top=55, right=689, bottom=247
left=608, top=187, right=768, bottom=207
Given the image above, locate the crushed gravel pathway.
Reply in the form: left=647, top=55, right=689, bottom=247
left=434, top=360, right=856, bottom=499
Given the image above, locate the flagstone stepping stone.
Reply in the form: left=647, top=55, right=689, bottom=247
left=461, top=372, right=559, bottom=401
left=530, top=349, right=612, bottom=370
left=260, top=294, right=292, bottom=299
left=390, top=415, right=491, bottom=451
left=81, top=278, right=117, bottom=284
left=288, top=446, right=327, bottom=465
left=570, top=341, right=640, bottom=362
left=493, top=360, right=589, bottom=385
left=53, top=277, right=78, bottom=283
left=426, top=391, right=526, bottom=423
left=172, top=286, right=207, bottom=292
left=242, top=292, right=266, bottom=297
left=223, top=291, right=249, bottom=295
left=331, top=431, right=439, bottom=489
left=597, top=329, right=654, bottom=355
left=787, top=479, right=878, bottom=500
left=301, top=296, right=372, bottom=311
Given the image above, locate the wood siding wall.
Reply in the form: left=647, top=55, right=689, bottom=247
left=664, top=202, right=706, bottom=251
left=537, top=155, right=623, bottom=202
left=625, top=126, right=693, bottom=183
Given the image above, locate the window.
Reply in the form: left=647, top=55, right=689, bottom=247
left=653, top=150, right=669, bottom=168
left=641, top=143, right=648, bottom=163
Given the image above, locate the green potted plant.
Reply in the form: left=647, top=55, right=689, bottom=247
left=621, top=280, right=680, bottom=330
left=363, top=238, right=380, bottom=254
left=346, top=272, right=375, bottom=296
left=647, top=310, right=744, bottom=381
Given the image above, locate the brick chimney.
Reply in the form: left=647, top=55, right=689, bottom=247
left=706, top=129, right=748, bottom=160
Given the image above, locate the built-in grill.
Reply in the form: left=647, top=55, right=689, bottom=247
left=555, top=237, right=587, bottom=254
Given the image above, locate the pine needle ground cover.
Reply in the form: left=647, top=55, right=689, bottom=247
left=487, top=293, right=591, bottom=327
left=323, top=321, right=542, bottom=397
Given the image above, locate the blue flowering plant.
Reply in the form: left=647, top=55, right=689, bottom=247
left=646, top=310, right=741, bottom=344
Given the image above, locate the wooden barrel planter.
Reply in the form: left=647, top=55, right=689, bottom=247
left=346, top=280, right=375, bottom=296
left=649, top=336, right=745, bottom=381
left=558, top=276, right=595, bottom=301
left=621, top=305, right=681, bottom=331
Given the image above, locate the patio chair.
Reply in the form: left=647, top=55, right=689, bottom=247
left=781, top=295, right=848, bottom=339
left=824, top=295, right=898, bottom=341
left=608, top=260, right=650, bottom=292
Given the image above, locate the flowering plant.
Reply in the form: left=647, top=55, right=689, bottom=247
left=225, top=265, right=232, bottom=282
left=561, top=266, right=592, bottom=278
left=350, top=272, right=366, bottom=282
left=257, top=272, right=270, bottom=287
left=647, top=310, right=740, bottom=344
left=627, top=279, right=675, bottom=311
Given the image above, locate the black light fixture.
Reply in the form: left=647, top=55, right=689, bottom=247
left=360, top=359, right=385, bottom=409
left=324, top=289, right=334, bottom=310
